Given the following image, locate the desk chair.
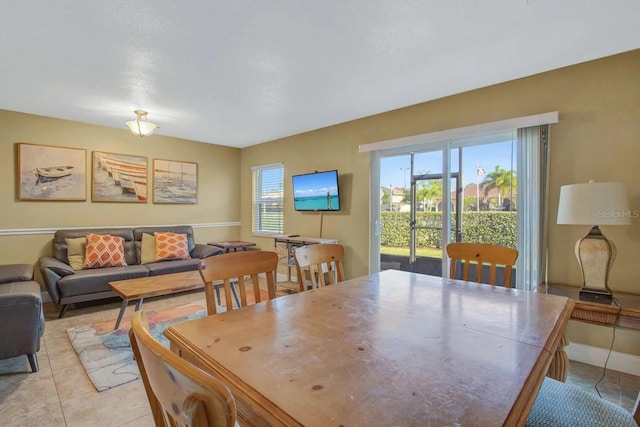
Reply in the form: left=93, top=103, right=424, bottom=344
left=446, top=242, right=518, bottom=287
left=129, top=311, right=238, bottom=427
left=199, top=251, right=277, bottom=315
left=293, top=244, right=345, bottom=291
left=526, top=377, right=637, bottom=427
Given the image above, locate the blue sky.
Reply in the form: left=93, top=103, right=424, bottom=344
left=380, top=140, right=516, bottom=189
left=293, top=170, right=339, bottom=197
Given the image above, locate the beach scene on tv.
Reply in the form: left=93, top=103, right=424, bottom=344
left=293, top=171, right=340, bottom=211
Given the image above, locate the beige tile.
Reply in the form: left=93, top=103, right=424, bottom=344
left=51, top=363, right=96, bottom=400
left=61, top=379, right=150, bottom=427
left=0, top=355, right=64, bottom=426
left=120, top=413, right=156, bottom=427
left=2, top=400, right=66, bottom=427
left=566, top=360, right=640, bottom=412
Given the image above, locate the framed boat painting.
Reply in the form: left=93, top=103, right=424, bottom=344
left=17, top=143, right=87, bottom=201
left=153, top=159, right=197, bottom=204
left=92, top=151, right=148, bottom=202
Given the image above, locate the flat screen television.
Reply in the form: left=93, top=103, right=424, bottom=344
left=292, top=170, right=340, bottom=211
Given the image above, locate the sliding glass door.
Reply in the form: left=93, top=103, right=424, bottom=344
left=377, top=131, right=518, bottom=282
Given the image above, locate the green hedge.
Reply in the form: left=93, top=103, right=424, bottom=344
left=380, top=211, right=516, bottom=248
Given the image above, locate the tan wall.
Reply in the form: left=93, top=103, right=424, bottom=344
left=240, top=49, right=640, bottom=355
left=0, top=109, right=241, bottom=268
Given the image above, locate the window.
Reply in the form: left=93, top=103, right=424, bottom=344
left=252, top=163, right=284, bottom=234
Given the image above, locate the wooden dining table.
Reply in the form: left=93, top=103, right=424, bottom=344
left=164, top=269, right=573, bottom=426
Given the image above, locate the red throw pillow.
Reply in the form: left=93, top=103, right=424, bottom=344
left=82, top=233, right=128, bottom=269
left=154, top=232, right=191, bottom=261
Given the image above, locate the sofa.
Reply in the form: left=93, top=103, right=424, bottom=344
left=0, top=264, right=45, bottom=372
left=39, top=225, right=222, bottom=318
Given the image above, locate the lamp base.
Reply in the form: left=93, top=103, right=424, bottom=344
left=579, top=287, right=613, bottom=304
left=575, top=225, right=617, bottom=302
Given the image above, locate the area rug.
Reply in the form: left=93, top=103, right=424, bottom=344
left=66, top=289, right=268, bottom=392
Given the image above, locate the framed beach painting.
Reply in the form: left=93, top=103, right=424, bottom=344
left=17, top=143, right=87, bottom=201
left=153, top=159, right=197, bottom=204
left=92, top=151, right=148, bottom=202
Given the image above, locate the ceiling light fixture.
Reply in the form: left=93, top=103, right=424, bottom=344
left=126, top=110, right=158, bottom=137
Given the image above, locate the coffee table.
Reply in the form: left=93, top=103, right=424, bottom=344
left=109, top=270, right=240, bottom=330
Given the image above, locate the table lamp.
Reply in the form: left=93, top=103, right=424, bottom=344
left=557, top=181, right=630, bottom=303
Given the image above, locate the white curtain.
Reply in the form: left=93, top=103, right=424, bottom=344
left=516, top=125, right=550, bottom=290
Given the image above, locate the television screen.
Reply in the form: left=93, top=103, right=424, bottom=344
left=292, top=170, right=340, bottom=211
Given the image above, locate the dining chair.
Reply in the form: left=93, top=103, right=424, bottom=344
left=198, top=251, right=278, bottom=315
left=526, top=377, right=637, bottom=427
left=129, top=311, right=238, bottom=427
left=293, top=244, right=345, bottom=291
left=446, top=242, right=518, bottom=287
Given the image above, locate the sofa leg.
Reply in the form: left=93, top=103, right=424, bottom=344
left=58, top=304, right=69, bottom=318
left=27, top=353, right=39, bottom=373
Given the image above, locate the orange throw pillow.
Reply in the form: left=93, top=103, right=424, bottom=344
left=82, top=233, right=128, bottom=269
left=154, top=232, right=191, bottom=261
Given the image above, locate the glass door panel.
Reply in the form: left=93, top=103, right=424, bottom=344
left=448, top=138, right=518, bottom=284
left=380, top=150, right=444, bottom=274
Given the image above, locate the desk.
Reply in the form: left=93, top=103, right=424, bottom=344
left=273, top=235, right=337, bottom=283
left=165, top=270, right=572, bottom=426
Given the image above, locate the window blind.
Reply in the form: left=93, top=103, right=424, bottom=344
left=252, top=163, right=284, bottom=234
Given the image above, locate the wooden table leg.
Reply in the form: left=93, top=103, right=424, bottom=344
left=547, top=333, right=569, bottom=382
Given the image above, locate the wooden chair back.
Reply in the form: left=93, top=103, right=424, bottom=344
left=129, top=311, right=237, bottom=427
left=446, top=243, right=518, bottom=287
left=293, top=244, right=345, bottom=291
left=198, top=251, right=277, bottom=315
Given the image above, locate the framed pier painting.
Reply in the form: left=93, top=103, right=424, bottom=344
left=92, top=151, right=148, bottom=202
left=17, top=143, right=87, bottom=201
left=152, top=159, right=198, bottom=204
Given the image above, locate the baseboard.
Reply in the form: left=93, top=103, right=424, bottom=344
left=567, top=342, right=640, bottom=376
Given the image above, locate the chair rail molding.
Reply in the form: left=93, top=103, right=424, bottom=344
left=0, top=222, right=241, bottom=236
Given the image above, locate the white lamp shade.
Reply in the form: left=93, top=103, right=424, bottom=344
left=126, top=119, right=158, bottom=137
left=557, top=182, right=630, bottom=226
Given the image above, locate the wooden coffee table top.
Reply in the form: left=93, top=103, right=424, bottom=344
left=109, top=270, right=204, bottom=301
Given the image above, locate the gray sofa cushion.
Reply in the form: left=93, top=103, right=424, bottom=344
left=56, top=265, right=149, bottom=298
left=53, top=228, right=136, bottom=266
left=145, top=258, right=201, bottom=276
left=0, top=264, right=34, bottom=283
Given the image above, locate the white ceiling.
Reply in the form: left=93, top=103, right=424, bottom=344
left=1, top=1, right=639, bottom=148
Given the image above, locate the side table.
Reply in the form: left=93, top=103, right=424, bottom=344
left=209, top=241, right=257, bottom=253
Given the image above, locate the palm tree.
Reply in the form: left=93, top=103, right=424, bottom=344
left=417, top=180, right=443, bottom=211
left=482, top=166, right=517, bottom=208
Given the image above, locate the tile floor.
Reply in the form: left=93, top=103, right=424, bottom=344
left=0, top=287, right=638, bottom=426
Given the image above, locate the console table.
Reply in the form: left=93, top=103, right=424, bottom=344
left=274, top=235, right=338, bottom=283
left=537, top=283, right=640, bottom=330
left=536, top=283, right=640, bottom=383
